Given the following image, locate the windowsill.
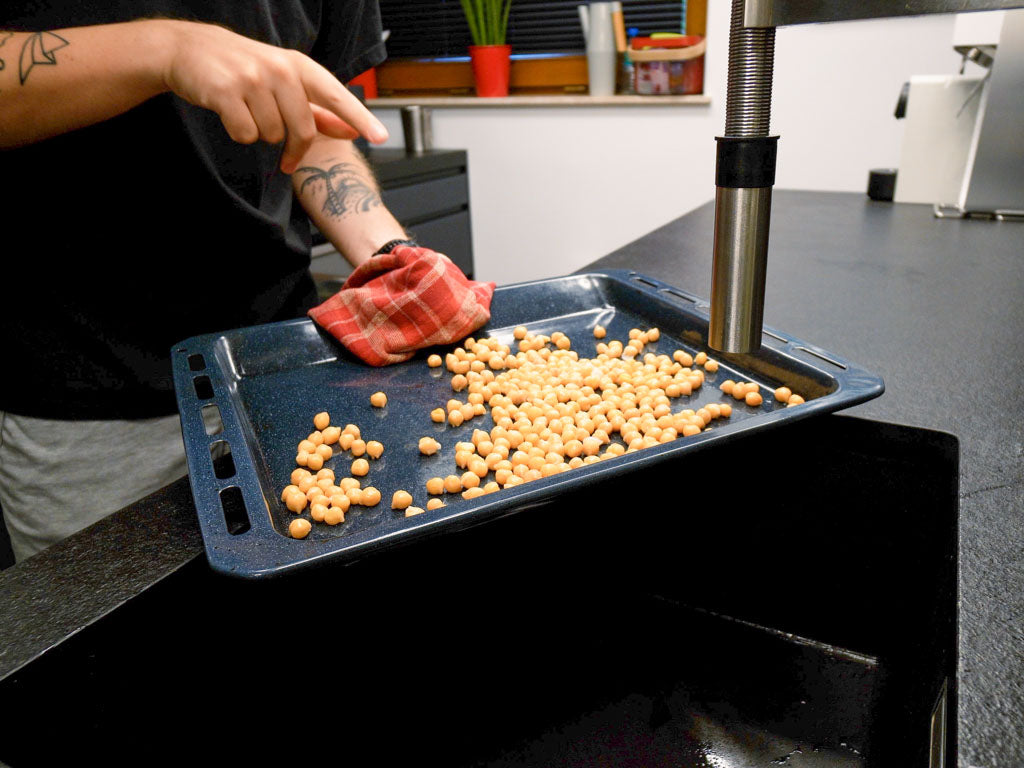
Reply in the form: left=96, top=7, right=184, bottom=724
left=368, top=94, right=711, bottom=109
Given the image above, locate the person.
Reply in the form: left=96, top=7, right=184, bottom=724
left=0, top=2, right=416, bottom=561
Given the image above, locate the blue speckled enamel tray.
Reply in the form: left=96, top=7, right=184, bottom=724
left=171, top=270, right=884, bottom=579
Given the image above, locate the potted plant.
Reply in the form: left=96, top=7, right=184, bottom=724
left=460, top=0, right=513, bottom=97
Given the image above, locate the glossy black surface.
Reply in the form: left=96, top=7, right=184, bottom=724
left=585, top=191, right=1024, bottom=767
left=0, top=415, right=957, bottom=768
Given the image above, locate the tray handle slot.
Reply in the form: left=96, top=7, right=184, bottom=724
left=631, top=275, right=660, bottom=289
left=219, top=486, right=251, bottom=536
left=188, top=353, right=207, bottom=371
left=201, top=404, right=224, bottom=436
left=660, top=287, right=698, bottom=304
left=193, top=375, right=214, bottom=400
left=210, top=440, right=236, bottom=479
left=793, top=345, right=848, bottom=370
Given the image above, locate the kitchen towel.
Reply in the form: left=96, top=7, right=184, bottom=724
left=309, top=245, right=495, bottom=366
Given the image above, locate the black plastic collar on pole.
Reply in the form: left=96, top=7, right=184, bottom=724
left=715, top=136, right=779, bottom=189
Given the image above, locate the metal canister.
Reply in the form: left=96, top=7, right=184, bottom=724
left=400, top=105, right=433, bottom=154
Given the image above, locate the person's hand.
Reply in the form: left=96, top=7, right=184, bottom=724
left=158, top=20, right=388, bottom=173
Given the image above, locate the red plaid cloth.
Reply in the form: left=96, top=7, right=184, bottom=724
left=309, top=246, right=496, bottom=366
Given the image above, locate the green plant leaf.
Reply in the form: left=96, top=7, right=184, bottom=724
left=461, top=0, right=510, bottom=45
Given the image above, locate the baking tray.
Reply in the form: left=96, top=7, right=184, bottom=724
left=171, top=269, right=884, bottom=578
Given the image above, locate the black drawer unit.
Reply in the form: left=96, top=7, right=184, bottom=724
left=310, top=148, right=475, bottom=287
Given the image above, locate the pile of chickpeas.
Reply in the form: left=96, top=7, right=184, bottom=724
left=281, top=325, right=805, bottom=539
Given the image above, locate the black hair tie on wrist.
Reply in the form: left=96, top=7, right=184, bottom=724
left=373, top=238, right=419, bottom=256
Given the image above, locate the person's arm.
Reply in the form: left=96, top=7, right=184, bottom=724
left=0, top=20, right=387, bottom=171
left=293, top=136, right=409, bottom=269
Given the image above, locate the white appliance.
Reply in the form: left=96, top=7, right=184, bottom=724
left=894, top=9, right=1024, bottom=216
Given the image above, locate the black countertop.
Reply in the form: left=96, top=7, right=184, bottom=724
left=585, top=190, right=1024, bottom=768
left=1, top=190, right=1020, bottom=767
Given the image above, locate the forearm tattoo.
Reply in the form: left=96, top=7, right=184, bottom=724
left=18, top=31, right=69, bottom=85
left=296, top=161, right=383, bottom=219
left=0, top=32, right=12, bottom=74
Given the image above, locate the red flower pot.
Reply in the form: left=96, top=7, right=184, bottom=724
left=469, top=44, right=511, bottom=97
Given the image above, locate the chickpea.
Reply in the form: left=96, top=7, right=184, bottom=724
left=297, top=476, right=316, bottom=494
left=315, top=468, right=335, bottom=482
left=330, top=494, right=351, bottom=512
left=431, top=408, right=446, bottom=423
left=419, top=437, right=441, bottom=456
left=681, top=424, right=701, bottom=437
left=315, top=444, right=333, bottom=461
left=448, top=409, right=465, bottom=427
left=310, top=502, right=328, bottom=522
left=280, top=485, right=300, bottom=502
left=788, top=394, right=805, bottom=406
left=513, top=326, right=528, bottom=340
left=339, top=477, right=361, bottom=491
left=451, top=374, right=468, bottom=392
left=316, top=478, right=334, bottom=492
left=351, top=458, right=369, bottom=476
left=366, top=440, right=384, bottom=459
left=704, top=359, right=719, bottom=373
left=308, top=431, right=324, bottom=446
left=745, top=391, right=764, bottom=407
left=462, top=487, right=486, bottom=500
left=719, top=403, right=733, bottom=417
left=324, top=507, right=345, bottom=526
left=361, top=487, right=381, bottom=506
left=370, top=392, right=387, bottom=408
left=295, top=450, right=309, bottom=467
left=289, top=518, right=312, bottom=539
left=285, top=491, right=307, bottom=513
left=593, top=325, right=606, bottom=339
left=461, top=471, right=481, bottom=489
left=426, top=477, right=445, bottom=495
left=673, top=350, right=694, bottom=367
left=321, top=426, right=341, bottom=445
left=305, top=453, right=324, bottom=471
left=405, top=506, right=426, bottom=517
left=313, top=412, right=330, bottom=431
left=427, top=498, right=445, bottom=511
left=338, top=433, right=354, bottom=451
left=392, top=490, right=413, bottom=510
left=290, top=468, right=311, bottom=485
left=298, top=439, right=316, bottom=454
left=483, top=481, right=500, bottom=494
left=443, top=475, right=463, bottom=493
left=350, top=439, right=366, bottom=457
left=647, top=328, right=660, bottom=342
left=428, top=354, right=443, bottom=368
left=342, top=424, right=361, bottom=439
left=346, top=487, right=364, bottom=506
left=468, top=458, right=489, bottom=478
left=774, top=386, right=792, bottom=403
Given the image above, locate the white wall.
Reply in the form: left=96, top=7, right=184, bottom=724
left=373, top=0, right=965, bottom=286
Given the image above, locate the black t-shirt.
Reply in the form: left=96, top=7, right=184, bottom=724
left=0, top=1, right=385, bottom=419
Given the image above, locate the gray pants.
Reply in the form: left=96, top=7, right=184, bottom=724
left=0, top=411, right=188, bottom=562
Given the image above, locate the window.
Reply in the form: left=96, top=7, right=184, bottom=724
left=375, top=0, right=707, bottom=96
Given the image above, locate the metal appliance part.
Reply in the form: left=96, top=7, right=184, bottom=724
left=708, top=0, right=1024, bottom=353
left=709, top=0, right=777, bottom=353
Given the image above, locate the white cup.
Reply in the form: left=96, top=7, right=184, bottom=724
left=579, top=2, right=617, bottom=97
